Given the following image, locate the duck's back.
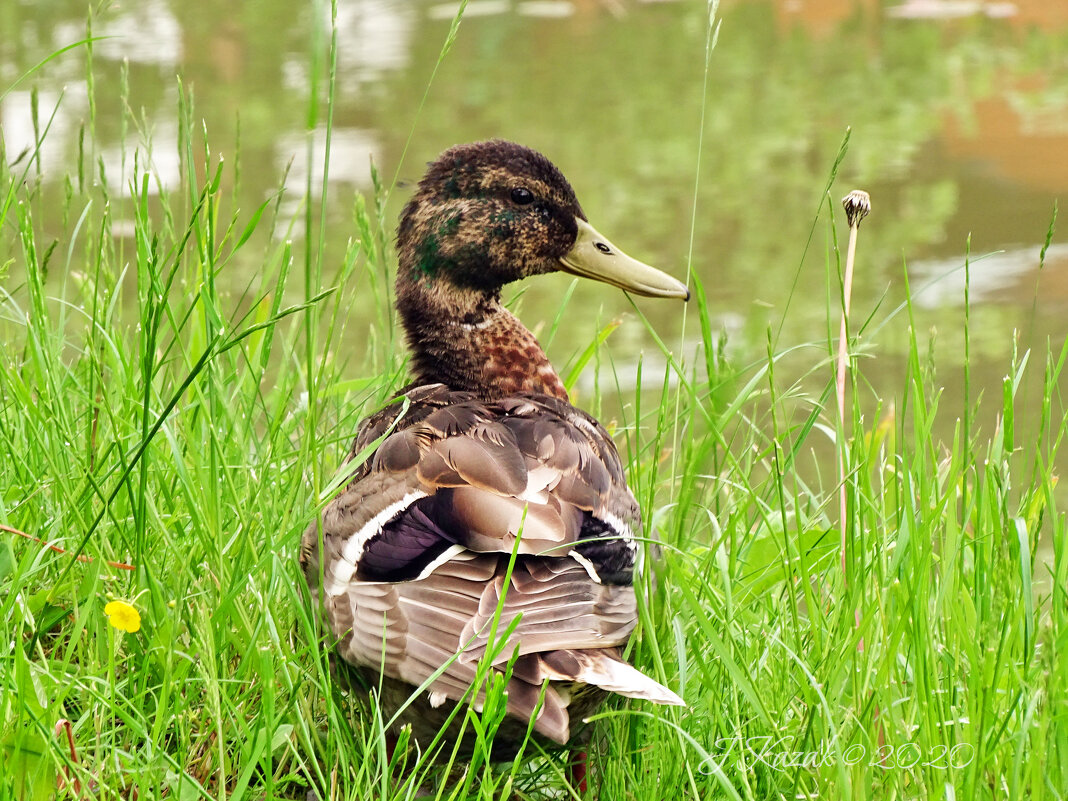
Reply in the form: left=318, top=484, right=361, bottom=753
left=301, top=384, right=681, bottom=750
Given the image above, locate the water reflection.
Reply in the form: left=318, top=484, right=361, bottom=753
left=96, top=0, right=182, bottom=66
left=2, top=0, right=1067, bottom=451
left=908, top=245, right=1068, bottom=309
left=335, top=1, right=415, bottom=82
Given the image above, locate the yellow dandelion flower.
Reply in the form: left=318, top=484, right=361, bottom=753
left=104, top=600, right=141, bottom=633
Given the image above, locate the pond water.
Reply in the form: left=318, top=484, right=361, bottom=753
left=3, top=0, right=1067, bottom=484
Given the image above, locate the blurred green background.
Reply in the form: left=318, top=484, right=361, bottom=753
left=3, top=0, right=1067, bottom=459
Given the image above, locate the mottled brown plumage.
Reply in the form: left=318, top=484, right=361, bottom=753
left=301, top=140, right=688, bottom=764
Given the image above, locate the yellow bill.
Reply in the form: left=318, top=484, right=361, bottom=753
left=559, top=218, right=689, bottom=300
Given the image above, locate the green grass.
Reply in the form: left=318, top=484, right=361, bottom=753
left=2, top=5, right=1067, bottom=800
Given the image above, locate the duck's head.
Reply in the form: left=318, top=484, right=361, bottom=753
left=396, top=140, right=690, bottom=303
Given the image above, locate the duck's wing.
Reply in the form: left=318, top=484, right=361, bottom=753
left=301, top=386, right=682, bottom=744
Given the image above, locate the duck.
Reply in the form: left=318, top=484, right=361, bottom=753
left=300, top=140, right=688, bottom=781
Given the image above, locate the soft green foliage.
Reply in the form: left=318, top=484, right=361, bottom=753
left=2, top=5, right=1066, bottom=801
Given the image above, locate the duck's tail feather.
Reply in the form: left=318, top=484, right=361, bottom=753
left=519, top=648, right=686, bottom=707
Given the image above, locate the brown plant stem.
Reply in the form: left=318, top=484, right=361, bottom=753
left=2, top=523, right=134, bottom=570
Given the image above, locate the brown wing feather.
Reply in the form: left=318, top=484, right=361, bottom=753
left=435, top=429, right=527, bottom=495
left=458, top=559, right=637, bottom=665
left=301, top=385, right=679, bottom=749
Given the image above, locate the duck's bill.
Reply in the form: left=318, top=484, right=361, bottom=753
left=559, top=218, right=690, bottom=300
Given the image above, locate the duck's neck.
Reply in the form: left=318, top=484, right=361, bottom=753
left=396, top=280, right=568, bottom=401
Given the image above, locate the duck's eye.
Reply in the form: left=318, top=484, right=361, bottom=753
left=510, top=187, right=535, bottom=205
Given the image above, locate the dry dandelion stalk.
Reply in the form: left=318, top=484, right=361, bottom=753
left=837, top=190, right=871, bottom=585
left=838, top=190, right=883, bottom=758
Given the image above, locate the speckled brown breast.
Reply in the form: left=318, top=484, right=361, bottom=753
left=481, top=321, right=568, bottom=399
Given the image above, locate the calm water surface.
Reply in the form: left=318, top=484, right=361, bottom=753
left=3, top=0, right=1067, bottom=494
